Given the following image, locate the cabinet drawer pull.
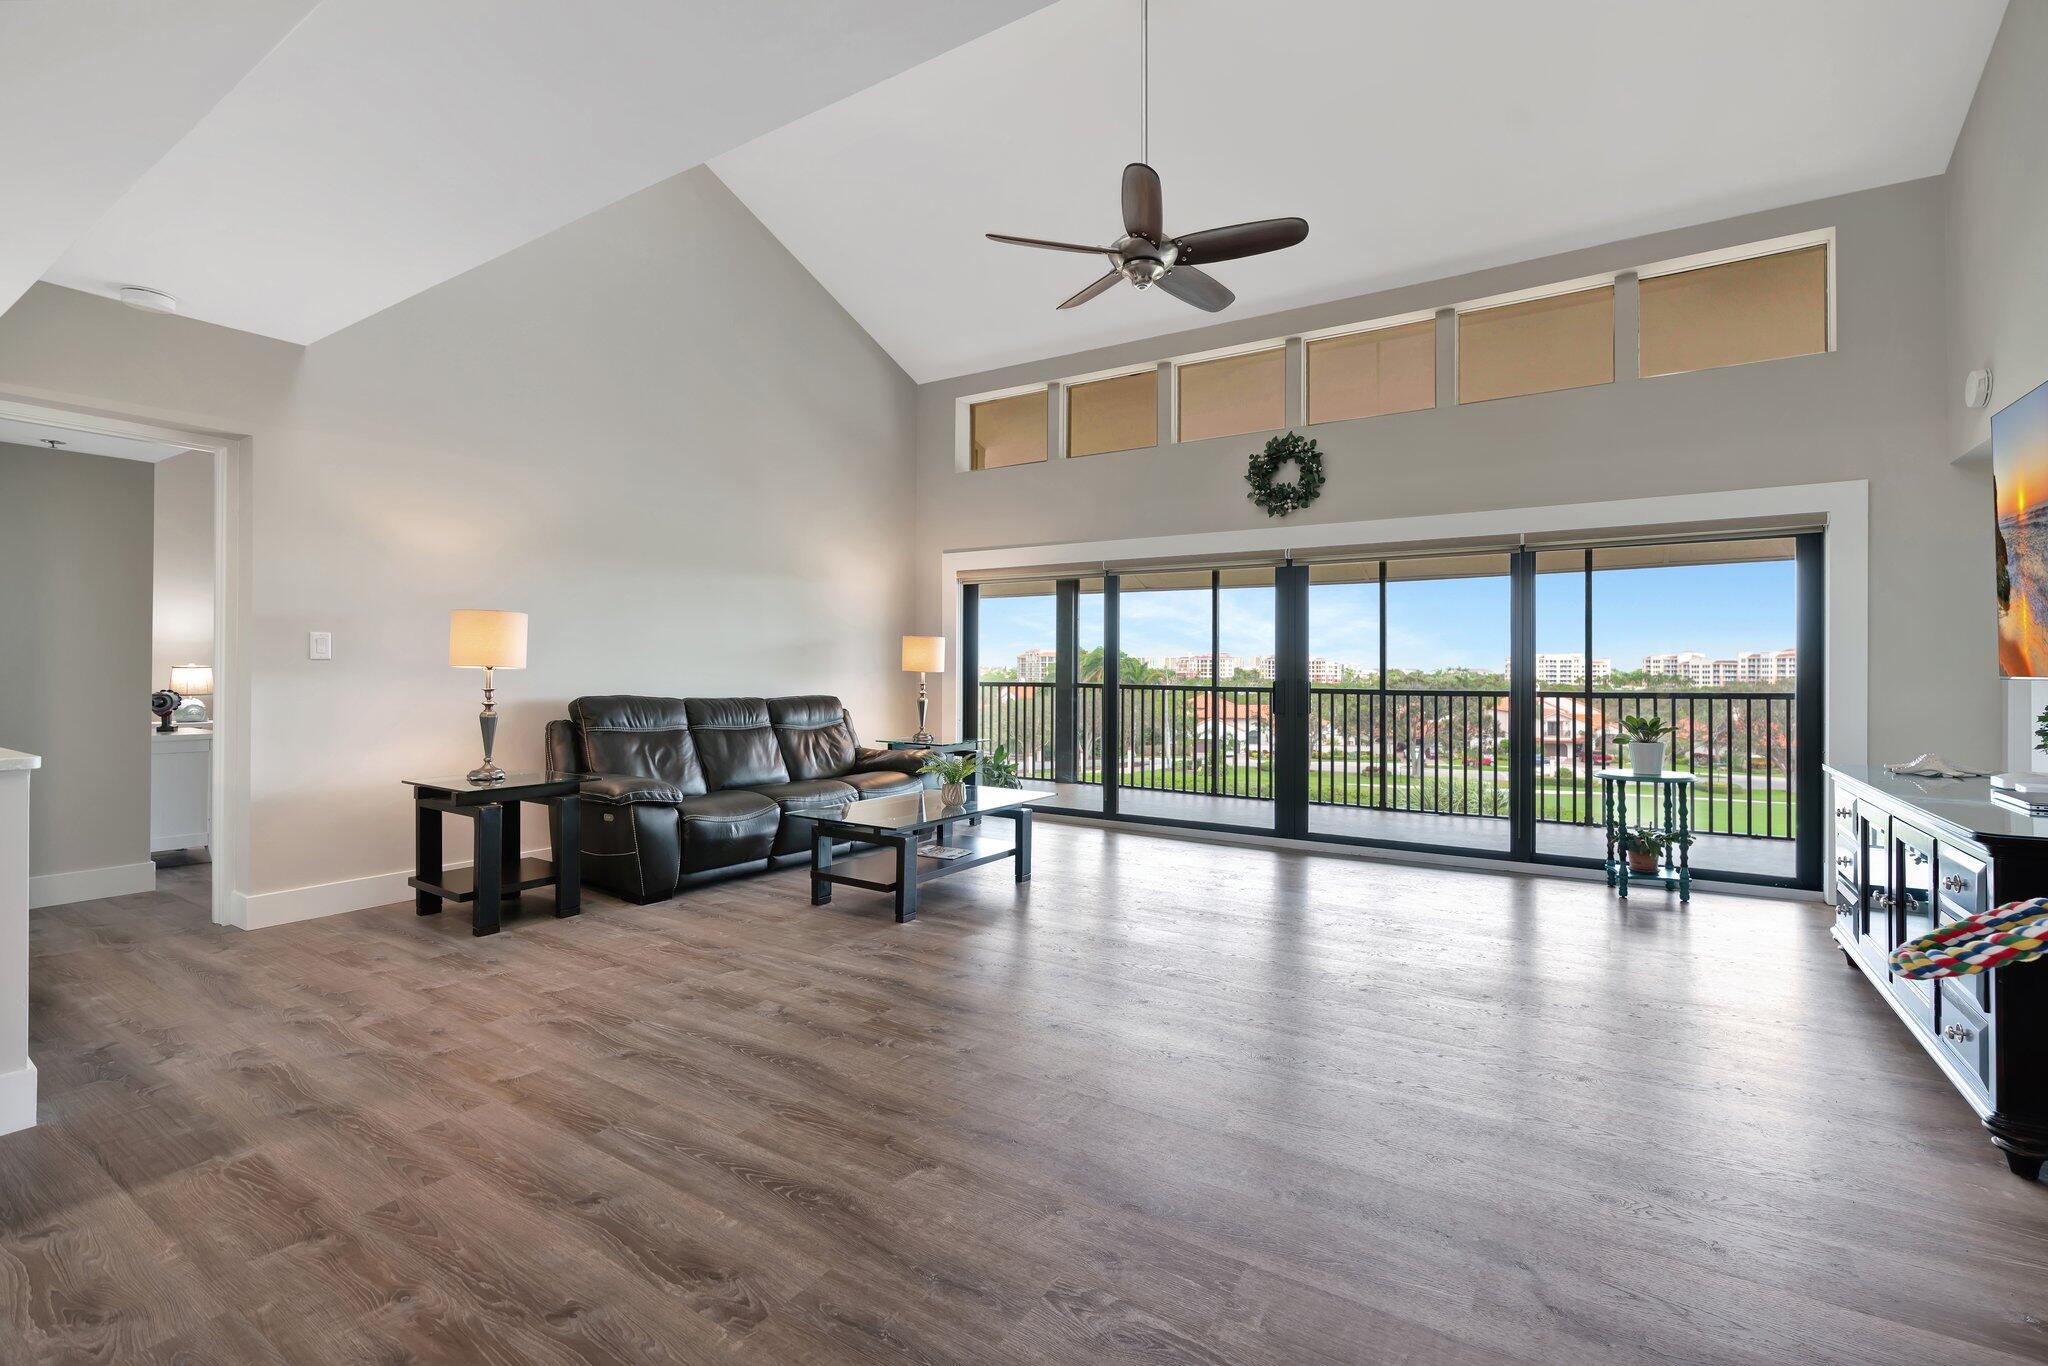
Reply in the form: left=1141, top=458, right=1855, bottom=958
left=1945, top=1023, right=1977, bottom=1044
left=1943, top=874, right=1969, bottom=893
left=1834, top=806, right=1852, bottom=819
left=1837, top=854, right=1854, bottom=869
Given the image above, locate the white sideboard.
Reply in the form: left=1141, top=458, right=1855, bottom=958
left=151, top=728, right=211, bottom=853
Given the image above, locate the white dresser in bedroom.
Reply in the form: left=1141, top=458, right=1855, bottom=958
left=150, top=728, right=210, bottom=853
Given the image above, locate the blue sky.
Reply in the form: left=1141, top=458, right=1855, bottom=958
left=980, top=561, right=1794, bottom=673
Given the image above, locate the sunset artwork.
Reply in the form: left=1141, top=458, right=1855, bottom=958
left=1996, top=378, right=2048, bottom=677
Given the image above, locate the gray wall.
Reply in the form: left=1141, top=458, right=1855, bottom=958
left=0, top=442, right=152, bottom=878
left=1946, top=0, right=2048, bottom=460
left=0, top=165, right=916, bottom=897
left=912, top=177, right=1987, bottom=770
left=152, top=449, right=213, bottom=692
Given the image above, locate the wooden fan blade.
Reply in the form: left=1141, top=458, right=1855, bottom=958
left=1156, top=265, right=1234, bottom=312
left=1122, top=162, right=1163, bottom=242
left=988, top=233, right=1117, bottom=257
left=1059, top=270, right=1124, bottom=310
left=1173, top=217, right=1309, bottom=266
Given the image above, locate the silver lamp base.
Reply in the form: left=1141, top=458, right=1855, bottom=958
left=468, top=680, right=506, bottom=784
left=911, top=672, right=934, bottom=743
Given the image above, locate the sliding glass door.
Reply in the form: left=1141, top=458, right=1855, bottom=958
left=963, top=530, right=1820, bottom=887
left=1304, top=554, right=1514, bottom=852
left=1531, top=538, right=1804, bottom=880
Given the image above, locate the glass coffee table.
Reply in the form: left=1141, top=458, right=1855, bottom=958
left=809, top=785, right=1037, bottom=923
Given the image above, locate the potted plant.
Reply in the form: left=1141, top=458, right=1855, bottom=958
left=978, top=742, right=1021, bottom=789
left=1619, top=826, right=1690, bottom=875
left=919, top=751, right=978, bottom=807
left=1618, top=714, right=1670, bottom=775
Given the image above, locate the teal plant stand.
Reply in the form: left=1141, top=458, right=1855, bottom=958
left=1599, top=769, right=1696, bottom=902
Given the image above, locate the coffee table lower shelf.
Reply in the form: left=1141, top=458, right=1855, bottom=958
left=809, top=806, right=1033, bottom=923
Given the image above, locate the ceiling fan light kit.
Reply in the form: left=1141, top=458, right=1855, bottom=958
left=986, top=0, right=1308, bottom=314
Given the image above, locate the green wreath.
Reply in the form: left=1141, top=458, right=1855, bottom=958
left=1244, top=431, right=1325, bottom=517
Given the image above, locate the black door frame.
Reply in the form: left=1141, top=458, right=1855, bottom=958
left=960, top=532, right=1823, bottom=891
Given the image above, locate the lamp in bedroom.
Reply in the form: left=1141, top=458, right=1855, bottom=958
left=449, top=609, right=527, bottom=785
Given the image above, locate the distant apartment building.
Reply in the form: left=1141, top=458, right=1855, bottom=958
left=1254, top=655, right=1346, bottom=684
left=1642, top=651, right=1711, bottom=680
left=1737, top=649, right=1798, bottom=682
left=1163, top=653, right=1238, bottom=680
left=1501, top=653, right=1613, bottom=685
left=1015, top=647, right=1057, bottom=682
left=1642, top=648, right=1793, bottom=685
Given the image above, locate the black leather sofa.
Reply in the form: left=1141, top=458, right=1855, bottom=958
left=544, top=695, right=931, bottom=903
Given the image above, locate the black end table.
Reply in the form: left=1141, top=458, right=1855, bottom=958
left=403, top=771, right=590, bottom=935
left=810, top=785, right=1036, bottom=923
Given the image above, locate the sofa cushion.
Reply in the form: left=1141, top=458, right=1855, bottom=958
left=676, top=790, right=779, bottom=874
left=741, top=778, right=857, bottom=856
left=768, top=695, right=861, bottom=780
left=841, top=769, right=923, bottom=798
left=569, top=695, right=707, bottom=796
left=743, top=777, right=858, bottom=812
left=685, top=697, right=790, bottom=789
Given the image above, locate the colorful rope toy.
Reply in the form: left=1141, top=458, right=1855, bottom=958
left=1890, top=897, right=2048, bottom=979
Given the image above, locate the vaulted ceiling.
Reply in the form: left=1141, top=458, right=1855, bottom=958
left=6, top=0, right=1050, bottom=343
left=3, top=0, right=2009, bottom=379
left=713, top=0, right=2009, bottom=382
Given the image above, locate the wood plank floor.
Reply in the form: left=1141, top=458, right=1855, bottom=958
left=5, top=825, right=2048, bottom=1364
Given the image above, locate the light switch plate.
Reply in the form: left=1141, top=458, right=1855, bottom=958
left=309, top=631, right=332, bottom=660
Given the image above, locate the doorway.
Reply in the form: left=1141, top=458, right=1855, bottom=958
left=0, top=397, right=245, bottom=925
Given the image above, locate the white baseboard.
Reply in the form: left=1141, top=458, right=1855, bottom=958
left=29, top=861, right=156, bottom=909
left=233, top=846, right=553, bottom=930
left=0, top=1062, right=37, bottom=1137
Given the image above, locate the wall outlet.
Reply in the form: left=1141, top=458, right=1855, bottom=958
left=309, top=631, right=332, bottom=660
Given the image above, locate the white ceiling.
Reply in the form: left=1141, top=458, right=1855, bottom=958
left=36, top=0, right=1050, bottom=344
left=712, top=0, right=2008, bottom=383
left=0, top=415, right=201, bottom=464
left=0, top=0, right=320, bottom=321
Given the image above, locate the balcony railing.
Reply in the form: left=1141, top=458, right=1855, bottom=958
left=974, top=680, right=1796, bottom=840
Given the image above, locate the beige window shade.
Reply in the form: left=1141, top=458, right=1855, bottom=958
left=1177, top=348, right=1284, bottom=442
left=1639, top=245, right=1827, bottom=378
left=1458, top=286, right=1614, bottom=404
left=1308, top=560, right=1382, bottom=586
left=1307, top=320, right=1435, bottom=423
left=969, top=391, right=1047, bottom=469
left=1068, top=370, right=1158, bottom=457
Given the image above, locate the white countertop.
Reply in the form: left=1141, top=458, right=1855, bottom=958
left=0, top=749, right=40, bottom=772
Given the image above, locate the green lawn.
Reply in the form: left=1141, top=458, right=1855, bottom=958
left=1092, top=762, right=1796, bottom=836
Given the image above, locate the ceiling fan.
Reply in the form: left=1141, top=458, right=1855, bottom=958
left=985, top=0, right=1308, bottom=314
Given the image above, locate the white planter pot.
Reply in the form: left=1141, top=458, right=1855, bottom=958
left=1627, top=741, right=1665, bottom=776
left=940, top=781, right=967, bottom=807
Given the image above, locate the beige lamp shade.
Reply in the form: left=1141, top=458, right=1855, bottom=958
left=168, top=664, right=213, bottom=695
left=449, top=610, right=528, bottom=669
left=901, top=635, right=945, bottom=673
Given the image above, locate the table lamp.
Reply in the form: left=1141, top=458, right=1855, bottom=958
left=901, top=635, right=944, bottom=743
left=450, top=609, right=527, bottom=784
left=151, top=664, right=215, bottom=731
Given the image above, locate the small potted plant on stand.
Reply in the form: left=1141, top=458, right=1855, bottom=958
left=1618, top=714, right=1670, bottom=775
left=919, top=751, right=978, bottom=807
left=1620, top=826, right=1680, bottom=876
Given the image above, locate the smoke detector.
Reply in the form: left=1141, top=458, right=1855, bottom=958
left=116, top=286, right=178, bottom=314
